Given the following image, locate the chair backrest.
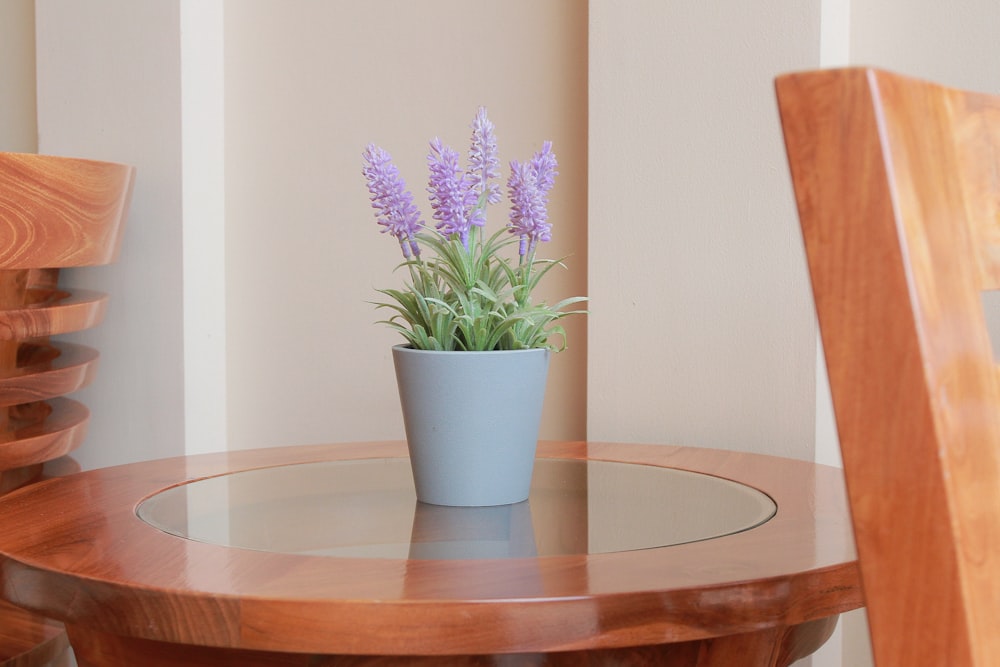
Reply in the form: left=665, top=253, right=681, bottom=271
left=0, top=151, right=133, bottom=665
left=776, top=68, right=1000, bottom=666
left=0, top=152, right=134, bottom=478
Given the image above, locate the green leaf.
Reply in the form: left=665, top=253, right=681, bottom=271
left=372, top=225, right=586, bottom=350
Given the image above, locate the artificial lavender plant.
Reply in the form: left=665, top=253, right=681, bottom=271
left=362, top=108, right=586, bottom=351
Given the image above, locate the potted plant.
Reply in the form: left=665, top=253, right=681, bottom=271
left=362, top=108, right=586, bottom=506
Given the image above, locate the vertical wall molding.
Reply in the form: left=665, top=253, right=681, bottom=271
left=180, top=0, right=228, bottom=455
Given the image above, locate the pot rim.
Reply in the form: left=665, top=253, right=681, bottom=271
left=392, top=343, right=549, bottom=356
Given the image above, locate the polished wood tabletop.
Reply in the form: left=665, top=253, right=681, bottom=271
left=0, top=441, right=862, bottom=667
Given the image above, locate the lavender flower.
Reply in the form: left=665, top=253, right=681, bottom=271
left=427, top=138, right=478, bottom=247
left=362, top=144, right=422, bottom=258
left=364, top=113, right=584, bottom=351
left=468, top=107, right=502, bottom=228
left=507, top=141, right=558, bottom=257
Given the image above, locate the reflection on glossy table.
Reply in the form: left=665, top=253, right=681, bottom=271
left=0, top=441, right=862, bottom=667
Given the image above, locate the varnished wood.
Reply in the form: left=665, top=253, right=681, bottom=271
left=0, top=600, right=69, bottom=667
left=0, top=152, right=134, bottom=667
left=0, top=287, right=109, bottom=340
left=0, top=153, right=134, bottom=269
left=0, top=457, right=81, bottom=496
left=0, top=454, right=80, bottom=667
left=777, top=68, right=1000, bottom=666
left=0, top=343, right=99, bottom=406
left=0, top=398, right=89, bottom=468
left=64, top=615, right=837, bottom=667
left=0, top=458, right=80, bottom=667
left=0, top=272, right=27, bottom=435
left=0, top=441, right=861, bottom=665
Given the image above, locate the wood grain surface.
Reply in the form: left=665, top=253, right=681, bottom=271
left=0, top=600, right=69, bottom=667
left=0, top=153, right=134, bottom=269
left=0, top=441, right=861, bottom=666
left=1, top=152, right=134, bottom=667
left=0, top=342, right=98, bottom=406
left=0, top=459, right=79, bottom=667
left=778, top=67, right=1000, bottom=666
left=0, top=287, right=108, bottom=341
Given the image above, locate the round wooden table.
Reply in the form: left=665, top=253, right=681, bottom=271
left=0, top=441, right=862, bottom=666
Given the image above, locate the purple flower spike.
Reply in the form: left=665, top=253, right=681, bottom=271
left=427, top=138, right=478, bottom=247
left=362, top=143, right=422, bottom=258
left=468, top=107, right=501, bottom=227
left=507, top=142, right=558, bottom=257
left=531, top=141, right=558, bottom=195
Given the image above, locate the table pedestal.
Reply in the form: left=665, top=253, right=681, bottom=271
left=67, top=616, right=837, bottom=667
left=0, top=600, right=70, bottom=667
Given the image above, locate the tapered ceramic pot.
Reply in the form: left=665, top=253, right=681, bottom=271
left=392, top=344, right=550, bottom=506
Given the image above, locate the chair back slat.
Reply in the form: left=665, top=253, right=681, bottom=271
left=777, top=68, right=1000, bottom=667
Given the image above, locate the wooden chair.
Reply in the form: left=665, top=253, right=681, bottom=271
left=776, top=68, right=1000, bottom=666
left=0, top=152, right=134, bottom=666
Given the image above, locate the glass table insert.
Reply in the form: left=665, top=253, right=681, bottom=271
left=138, top=458, right=776, bottom=559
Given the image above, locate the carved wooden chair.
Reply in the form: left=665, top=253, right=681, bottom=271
left=777, top=68, right=1000, bottom=666
left=0, top=152, right=133, bottom=666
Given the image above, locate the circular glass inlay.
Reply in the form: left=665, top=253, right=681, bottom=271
left=138, top=458, right=775, bottom=560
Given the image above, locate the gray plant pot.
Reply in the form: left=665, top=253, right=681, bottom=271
left=392, top=344, right=550, bottom=506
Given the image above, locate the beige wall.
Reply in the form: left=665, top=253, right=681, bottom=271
left=0, top=0, right=37, bottom=153
left=34, top=0, right=187, bottom=469
left=588, top=1, right=821, bottom=460
left=850, top=0, right=1000, bottom=91
left=223, top=1, right=588, bottom=449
